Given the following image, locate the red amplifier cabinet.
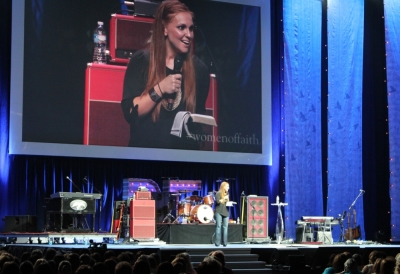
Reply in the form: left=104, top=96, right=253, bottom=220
left=83, top=63, right=129, bottom=146
left=109, top=14, right=154, bottom=64
left=134, top=191, right=152, bottom=200
left=130, top=199, right=155, bottom=239
left=130, top=200, right=155, bottom=219
left=130, top=219, right=155, bottom=239
left=246, top=196, right=268, bottom=239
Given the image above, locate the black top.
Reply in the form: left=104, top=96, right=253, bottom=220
left=215, top=191, right=229, bottom=217
left=121, top=50, right=210, bottom=149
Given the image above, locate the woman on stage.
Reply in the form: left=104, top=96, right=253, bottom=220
left=121, top=0, right=210, bottom=150
left=214, top=181, right=230, bottom=247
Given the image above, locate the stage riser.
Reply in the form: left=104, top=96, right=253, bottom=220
left=157, top=224, right=243, bottom=244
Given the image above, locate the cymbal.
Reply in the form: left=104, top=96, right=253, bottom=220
left=170, top=193, right=182, bottom=196
left=185, top=195, right=202, bottom=201
left=179, top=190, right=192, bottom=193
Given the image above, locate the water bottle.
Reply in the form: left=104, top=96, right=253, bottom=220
left=237, top=217, right=240, bottom=224
left=93, top=21, right=107, bottom=64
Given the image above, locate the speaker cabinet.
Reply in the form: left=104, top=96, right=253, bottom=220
left=109, top=14, right=154, bottom=64
left=129, top=199, right=155, bottom=239
left=246, top=196, right=268, bottom=239
left=129, top=219, right=156, bottom=239
left=4, top=216, right=37, bottom=232
left=84, top=63, right=129, bottom=146
left=130, top=200, right=155, bottom=219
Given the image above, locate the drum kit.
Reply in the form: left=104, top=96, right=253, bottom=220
left=166, top=191, right=216, bottom=224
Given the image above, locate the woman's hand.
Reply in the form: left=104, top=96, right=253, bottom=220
left=159, top=74, right=182, bottom=95
left=133, top=74, right=182, bottom=116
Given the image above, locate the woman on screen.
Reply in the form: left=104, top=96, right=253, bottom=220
left=121, top=1, right=210, bottom=149
left=214, top=181, right=230, bottom=247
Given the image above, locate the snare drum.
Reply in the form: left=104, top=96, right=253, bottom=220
left=203, top=195, right=214, bottom=205
left=190, top=204, right=214, bottom=224
left=178, top=202, right=191, bottom=216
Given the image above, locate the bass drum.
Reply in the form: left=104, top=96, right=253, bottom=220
left=190, top=204, right=214, bottom=224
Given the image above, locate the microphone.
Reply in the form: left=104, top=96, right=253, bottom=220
left=241, top=191, right=245, bottom=196
left=360, top=189, right=365, bottom=193
left=65, top=176, right=82, bottom=192
left=167, top=54, right=184, bottom=110
left=83, top=176, right=87, bottom=181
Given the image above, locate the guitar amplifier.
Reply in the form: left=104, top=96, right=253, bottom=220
left=109, top=14, right=154, bottom=64
left=135, top=191, right=152, bottom=200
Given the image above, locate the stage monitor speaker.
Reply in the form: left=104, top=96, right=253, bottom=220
left=4, top=215, right=37, bottom=232
left=245, top=196, right=268, bottom=239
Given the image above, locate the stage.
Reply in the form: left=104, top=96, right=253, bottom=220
left=1, top=229, right=400, bottom=274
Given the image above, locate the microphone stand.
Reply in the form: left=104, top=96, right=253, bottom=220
left=348, top=191, right=364, bottom=211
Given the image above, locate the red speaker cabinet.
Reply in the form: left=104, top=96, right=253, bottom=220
left=84, top=63, right=129, bottom=146
left=246, top=196, right=268, bottom=239
left=109, top=14, right=154, bottom=64
left=129, top=199, right=155, bottom=239
left=130, top=200, right=155, bottom=219
left=129, top=219, right=156, bottom=239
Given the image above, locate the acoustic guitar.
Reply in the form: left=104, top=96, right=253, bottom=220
left=344, top=209, right=361, bottom=240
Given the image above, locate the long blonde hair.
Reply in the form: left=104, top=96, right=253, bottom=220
left=145, top=1, right=196, bottom=122
left=219, top=181, right=229, bottom=200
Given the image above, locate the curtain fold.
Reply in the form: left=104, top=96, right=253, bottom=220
left=0, top=0, right=11, bottom=227
left=283, top=0, right=323, bottom=240
left=384, top=0, right=400, bottom=242
left=327, top=0, right=365, bottom=241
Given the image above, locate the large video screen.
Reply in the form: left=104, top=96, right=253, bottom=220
left=10, top=0, right=271, bottom=165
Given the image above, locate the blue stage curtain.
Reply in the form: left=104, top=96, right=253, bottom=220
left=283, top=0, right=323, bottom=240
left=327, top=0, right=365, bottom=241
left=384, top=0, right=400, bottom=242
